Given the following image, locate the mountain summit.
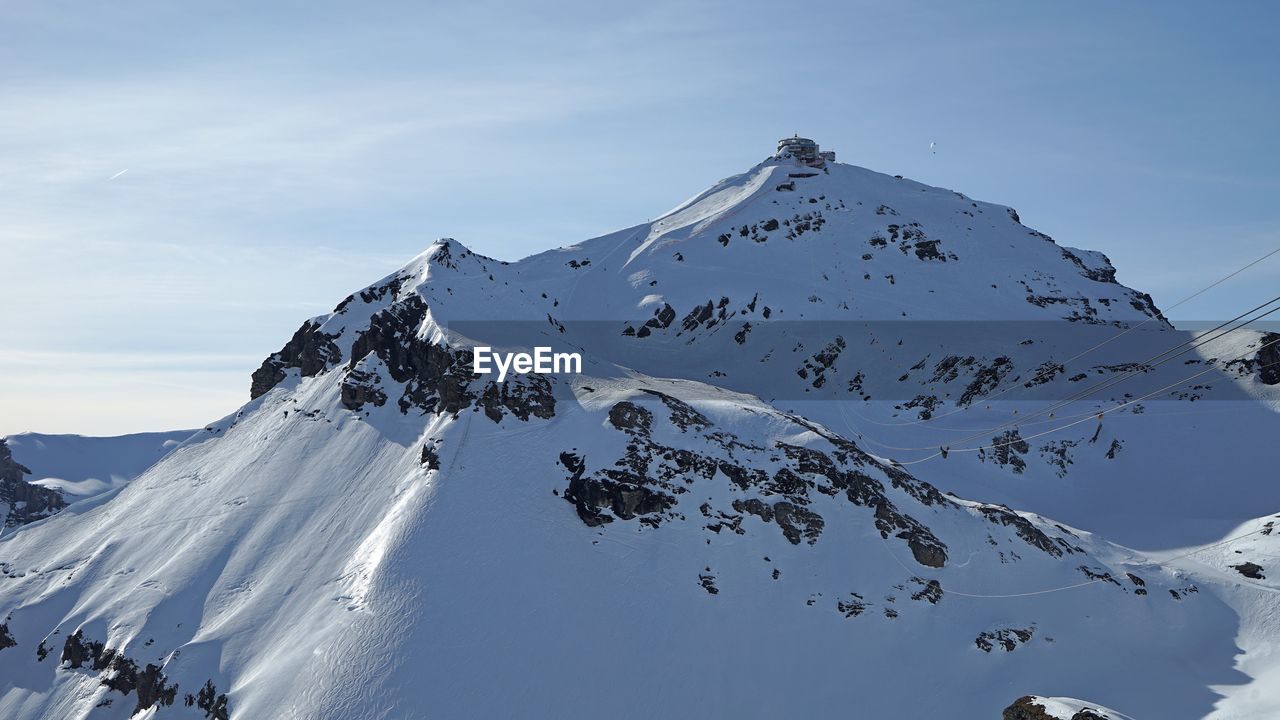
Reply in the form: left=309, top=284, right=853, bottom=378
left=3, top=143, right=1279, bottom=719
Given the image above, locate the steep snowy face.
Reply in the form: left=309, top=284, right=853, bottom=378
left=2, top=147, right=1279, bottom=720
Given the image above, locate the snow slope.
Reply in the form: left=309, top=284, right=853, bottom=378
left=2, top=145, right=1278, bottom=719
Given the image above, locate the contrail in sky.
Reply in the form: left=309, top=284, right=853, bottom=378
left=107, top=169, right=129, bottom=181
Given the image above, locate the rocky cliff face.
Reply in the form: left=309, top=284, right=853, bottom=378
left=0, top=439, right=65, bottom=531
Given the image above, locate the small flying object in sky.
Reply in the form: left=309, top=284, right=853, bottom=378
left=929, top=142, right=936, bottom=155
left=107, top=169, right=129, bottom=181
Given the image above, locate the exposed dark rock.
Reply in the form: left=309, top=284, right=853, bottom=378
left=958, top=357, right=1013, bottom=406
left=60, top=630, right=188, bottom=716
left=478, top=375, right=556, bottom=423
left=982, top=429, right=1030, bottom=474
left=910, top=578, right=943, bottom=603
left=135, top=663, right=180, bottom=715
left=1, top=439, right=67, bottom=528
left=1127, top=291, right=1170, bottom=325
left=837, top=593, right=868, bottom=617
left=679, top=299, right=727, bottom=333
left=1233, top=562, right=1265, bottom=579
left=559, top=451, right=676, bottom=527
left=1038, top=440, right=1077, bottom=478
left=1060, top=248, right=1119, bottom=285
left=339, top=368, right=387, bottom=410
left=978, top=505, right=1072, bottom=557
left=0, top=622, right=15, bottom=650
left=561, top=396, right=953, bottom=572
left=901, top=394, right=941, bottom=420
left=187, top=679, right=231, bottom=720
left=250, top=319, right=342, bottom=399
left=698, top=571, right=719, bottom=594
left=773, top=441, right=948, bottom=564
left=799, top=336, right=845, bottom=388
left=607, top=402, right=653, bottom=434
left=1023, top=361, right=1065, bottom=387
left=644, top=303, right=677, bottom=333
left=420, top=443, right=440, bottom=470
left=1258, top=333, right=1280, bottom=385
left=932, top=355, right=976, bottom=384
left=345, top=295, right=476, bottom=415
left=733, top=497, right=774, bottom=523
left=1077, top=566, right=1122, bottom=587
left=976, top=626, right=1034, bottom=652
left=913, top=239, right=947, bottom=261
left=639, top=390, right=711, bottom=431
left=773, top=502, right=825, bottom=545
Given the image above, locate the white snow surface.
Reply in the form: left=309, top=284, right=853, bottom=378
left=2, top=153, right=1279, bottom=719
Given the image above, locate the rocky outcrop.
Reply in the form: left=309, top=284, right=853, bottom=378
left=1258, top=332, right=1280, bottom=385
left=478, top=376, right=556, bottom=423
left=60, top=631, right=183, bottom=716
left=559, top=451, right=677, bottom=528
left=959, top=357, right=1014, bottom=406
left=249, top=319, right=342, bottom=399
left=837, top=593, right=868, bottom=617
left=187, top=679, right=231, bottom=720
left=1, top=439, right=67, bottom=529
left=981, top=429, right=1031, bottom=474
left=976, top=626, right=1034, bottom=652
left=343, top=295, right=481, bottom=416
left=910, top=578, right=944, bottom=604
left=978, top=505, right=1078, bottom=557
left=56, top=630, right=231, bottom=718
left=558, top=394, right=950, bottom=568
left=1233, top=562, right=1265, bottom=580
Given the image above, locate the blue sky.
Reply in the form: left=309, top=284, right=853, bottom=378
left=2, top=1, right=1278, bottom=435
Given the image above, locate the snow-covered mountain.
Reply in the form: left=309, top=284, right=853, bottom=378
left=3, top=141, right=1278, bottom=719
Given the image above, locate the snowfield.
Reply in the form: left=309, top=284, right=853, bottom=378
left=2, top=150, right=1278, bottom=719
